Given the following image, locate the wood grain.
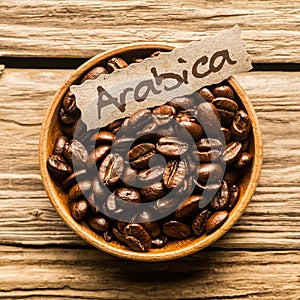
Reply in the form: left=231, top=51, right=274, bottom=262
left=0, top=69, right=299, bottom=250
left=0, top=0, right=299, bottom=63
left=0, top=246, right=299, bottom=299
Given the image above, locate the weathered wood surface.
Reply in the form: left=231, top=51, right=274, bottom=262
left=1, top=0, right=300, bottom=63
left=0, top=69, right=299, bottom=250
left=0, top=246, right=299, bottom=299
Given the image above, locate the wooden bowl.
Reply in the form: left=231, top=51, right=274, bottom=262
left=39, top=44, right=263, bottom=261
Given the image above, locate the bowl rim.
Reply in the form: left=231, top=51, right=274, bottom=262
left=39, top=43, right=263, bottom=261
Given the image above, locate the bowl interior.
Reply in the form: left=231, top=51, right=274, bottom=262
left=39, top=44, right=263, bottom=261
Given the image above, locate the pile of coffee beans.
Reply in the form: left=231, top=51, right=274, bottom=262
left=47, top=51, right=253, bottom=252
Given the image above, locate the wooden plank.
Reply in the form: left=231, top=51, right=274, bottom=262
left=0, top=246, right=299, bottom=299
left=0, top=0, right=299, bottom=63
left=0, top=69, right=300, bottom=248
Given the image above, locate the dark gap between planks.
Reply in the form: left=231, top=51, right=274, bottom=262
left=0, top=57, right=300, bottom=71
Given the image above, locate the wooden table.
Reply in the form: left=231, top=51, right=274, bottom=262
left=0, top=1, right=299, bottom=299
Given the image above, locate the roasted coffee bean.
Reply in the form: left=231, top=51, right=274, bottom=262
left=140, top=181, right=166, bottom=201
left=157, top=136, right=188, bottom=157
left=212, top=97, right=238, bottom=113
left=81, top=66, right=108, bottom=82
left=70, top=199, right=88, bottom=221
left=107, top=57, right=128, bottom=72
left=86, top=145, right=111, bottom=169
left=129, top=143, right=156, bottom=169
left=163, top=160, right=187, bottom=189
left=116, top=187, right=141, bottom=204
left=205, top=211, right=229, bottom=234
left=168, top=95, right=195, bottom=110
left=108, top=118, right=124, bottom=134
left=210, top=180, right=229, bottom=210
left=192, top=209, right=211, bottom=236
left=99, top=153, right=124, bottom=186
left=63, top=140, right=88, bottom=168
left=221, top=127, right=231, bottom=143
left=198, top=87, right=214, bottom=102
left=117, top=221, right=128, bottom=233
left=223, top=169, right=240, bottom=184
left=123, top=223, right=152, bottom=252
left=151, top=235, right=168, bottom=248
left=174, top=195, right=203, bottom=219
left=175, top=109, right=198, bottom=123
left=176, top=121, right=203, bottom=141
left=103, top=229, right=114, bottom=242
left=112, top=227, right=127, bottom=244
left=68, top=180, right=91, bottom=201
left=241, top=138, right=249, bottom=151
left=112, top=137, right=135, bottom=154
left=235, top=152, right=252, bottom=168
left=217, top=109, right=235, bottom=128
left=193, top=180, right=222, bottom=200
left=90, top=131, right=115, bottom=145
left=127, top=109, right=152, bottom=128
left=122, top=164, right=138, bottom=186
left=59, top=107, right=81, bottom=125
left=222, top=141, right=242, bottom=164
left=162, top=220, right=191, bottom=239
left=231, top=110, right=251, bottom=141
left=153, top=196, right=180, bottom=215
left=53, top=135, right=69, bottom=155
left=198, top=163, right=224, bottom=182
left=227, top=184, right=240, bottom=210
left=87, top=215, right=112, bottom=232
left=88, top=193, right=101, bottom=213
left=197, top=102, right=221, bottom=135
left=47, top=154, right=73, bottom=175
left=62, top=90, right=76, bottom=114
left=62, top=119, right=87, bottom=138
left=153, top=104, right=176, bottom=126
left=136, top=121, right=158, bottom=141
left=137, top=165, right=165, bottom=186
left=62, top=169, right=87, bottom=191
left=194, top=138, right=223, bottom=163
left=104, top=192, right=124, bottom=217
left=212, top=85, right=234, bottom=100
left=92, top=176, right=109, bottom=198
left=197, top=138, right=223, bottom=151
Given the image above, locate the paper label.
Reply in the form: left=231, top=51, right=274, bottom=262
left=71, top=25, right=252, bottom=130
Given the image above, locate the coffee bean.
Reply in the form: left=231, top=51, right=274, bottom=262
left=107, top=57, right=128, bottom=72
left=157, top=136, right=188, bottom=157
left=212, top=97, right=238, bottom=113
left=153, top=105, right=176, bottom=126
left=222, top=141, right=242, bottom=164
left=62, top=90, right=77, bottom=114
left=92, top=176, right=109, bottom=198
left=133, top=210, right=162, bottom=238
left=62, top=169, right=87, bottom=191
left=227, top=184, right=240, bottom=211
left=153, top=196, right=180, bottom=215
left=151, top=235, right=168, bottom=248
left=192, top=209, right=211, bottom=236
left=210, top=180, right=229, bottom=210
left=69, top=199, right=88, bottom=221
left=198, top=163, right=224, bottom=182
left=99, top=153, right=124, bottom=186
left=175, top=109, right=198, bottom=123
left=128, top=109, right=152, bottom=128
left=217, top=109, right=235, bottom=128
left=140, top=181, right=166, bottom=201
left=168, top=95, right=195, bottom=110
left=231, top=110, right=251, bottom=141
left=87, top=215, right=112, bottom=232
left=47, top=154, right=73, bottom=175
left=221, top=127, right=231, bottom=143
left=86, top=145, right=111, bottom=169
left=62, top=119, right=87, bottom=138
left=68, top=180, right=91, bottom=201
left=136, top=121, right=158, bottom=141
left=108, top=118, right=124, bottom=134
left=241, top=138, right=249, bottom=151
left=223, top=169, right=240, bottom=184
left=235, top=152, right=253, bottom=168
left=81, top=66, right=108, bottom=82
left=176, top=121, right=203, bottom=141
left=104, top=192, right=124, bottom=217
left=198, top=87, right=214, bottom=102
left=174, top=195, right=203, bottom=219
left=163, top=160, right=187, bottom=189
left=59, top=107, right=81, bottom=125
left=197, top=102, right=221, bottom=135
left=162, top=220, right=191, bottom=239
left=64, top=140, right=88, bottom=168
left=205, top=211, right=229, bottom=234
left=112, top=137, right=135, bottom=154
left=112, top=227, right=127, bottom=244
left=137, top=165, right=165, bottom=186
left=122, top=164, right=138, bottom=186
left=116, top=187, right=141, bottom=204
left=53, top=135, right=69, bottom=155
left=212, top=85, right=234, bottom=100
left=129, top=143, right=156, bottom=169
left=90, top=131, right=115, bottom=145
left=88, top=193, right=101, bottom=213
left=123, top=223, right=152, bottom=252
